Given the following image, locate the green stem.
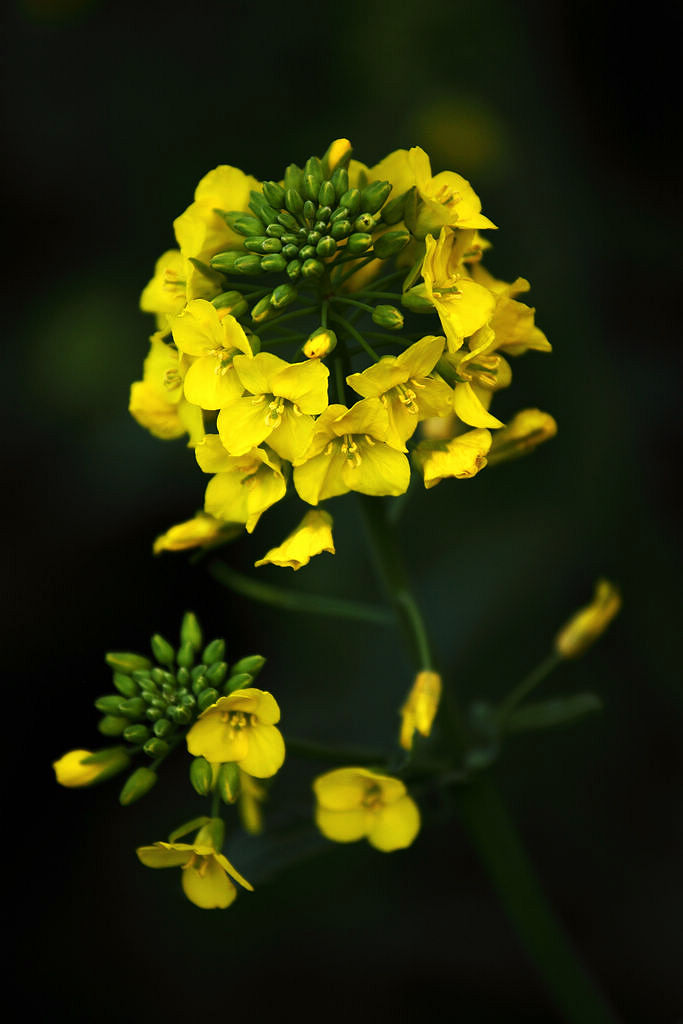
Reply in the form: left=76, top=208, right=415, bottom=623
left=357, top=269, right=406, bottom=292
left=334, top=254, right=375, bottom=286
left=210, top=787, right=221, bottom=819
left=285, top=736, right=387, bottom=765
left=329, top=295, right=375, bottom=314
left=257, top=306, right=318, bottom=334
left=352, top=290, right=403, bottom=301
left=496, top=652, right=563, bottom=725
left=209, top=560, right=395, bottom=627
left=329, top=312, right=379, bottom=360
left=455, top=774, right=621, bottom=1024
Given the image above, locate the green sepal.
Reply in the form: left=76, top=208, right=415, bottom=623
left=262, top=181, right=286, bottom=208
left=318, top=180, right=336, bottom=207
left=189, top=756, right=214, bottom=796
left=188, top=256, right=225, bottom=286
left=203, top=638, right=226, bottom=665
left=347, top=233, right=372, bottom=255
left=117, top=697, right=147, bottom=719
left=95, top=694, right=128, bottom=715
left=210, top=251, right=241, bottom=274
left=373, top=229, right=411, bottom=259
left=233, top=254, right=263, bottom=275
left=80, top=746, right=131, bottom=782
left=168, top=816, right=211, bottom=844
left=221, top=211, right=265, bottom=236
left=151, top=667, right=166, bottom=685
left=360, top=180, right=392, bottom=214
left=271, top=283, right=298, bottom=310
left=299, top=244, right=315, bottom=260
left=307, top=230, right=321, bottom=246
left=112, top=672, right=138, bottom=697
left=123, top=724, right=151, bottom=744
left=167, top=705, right=192, bottom=725
left=285, top=188, right=304, bottom=216
left=329, top=205, right=349, bottom=224
left=217, top=762, right=241, bottom=804
left=316, top=208, right=332, bottom=225
left=177, top=667, right=191, bottom=686
left=230, top=654, right=266, bottom=677
left=286, top=259, right=302, bottom=280
left=145, top=707, right=163, bottom=722
left=331, top=219, right=352, bottom=241
left=212, top=291, right=249, bottom=317
left=505, top=694, right=603, bottom=734
left=98, top=715, right=128, bottom=737
left=261, top=254, right=287, bottom=273
left=119, top=767, right=158, bottom=806
left=303, top=156, right=323, bottom=196
left=248, top=192, right=279, bottom=225
left=282, top=243, right=299, bottom=260
left=266, top=222, right=285, bottom=238
left=339, top=188, right=361, bottom=217
left=303, top=199, right=316, bottom=224
left=224, top=672, right=253, bottom=694
left=179, top=693, right=196, bottom=709
left=196, top=817, right=225, bottom=850
left=105, top=652, right=152, bottom=674
left=371, top=305, right=404, bottom=330
left=277, top=210, right=300, bottom=232
left=198, top=687, right=220, bottom=712
left=402, top=187, right=419, bottom=233
left=251, top=295, right=276, bottom=323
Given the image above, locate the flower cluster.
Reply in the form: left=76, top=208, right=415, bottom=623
left=132, top=139, right=555, bottom=568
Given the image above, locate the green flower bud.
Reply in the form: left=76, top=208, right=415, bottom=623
left=286, top=259, right=302, bottom=280
left=176, top=642, right=195, bottom=671
left=251, top=295, right=276, bottom=323
left=373, top=229, right=411, bottom=259
left=230, top=654, right=266, bottom=677
left=191, top=664, right=207, bottom=682
left=347, top=233, right=372, bottom=254
left=303, top=199, right=316, bottom=223
left=206, top=661, right=228, bottom=686
left=248, top=192, right=279, bottom=225
left=316, top=209, right=332, bottom=225
left=402, top=287, right=434, bottom=313
left=307, top=230, right=321, bottom=245
left=140, top=690, right=158, bottom=706
left=95, top=695, right=127, bottom=715
left=277, top=210, right=300, bottom=232
left=105, top=652, right=151, bottom=674
left=117, top=697, right=147, bottom=719
left=339, top=189, right=361, bottom=217
left=161, top=682, right=175, bottom=700
left=217, top=762, right=241, bottom=804
left=209, top=250, right=241, bottom=273
left=198, top=687, right=220, bottom=712
left=224, top=672, right=253, bottom=694
left=149, top=696, right=167, bottom=710
left=189, top=757, right=213, bottom=796
left=262, top=181, right=286, bottom=208
left=329, top=205, right=349, bottom=223
left=177, top=667, right=191, bottom=686
left=233, top=254, right=263, bottom=275
left=145, top=707, right=163, bottom=722
left=98, top=715, right=128, bottom=737
left=123, top=724, right=151, bottom=744
left=380, top=188, right=411, bottom=225
left=354, top=213, right=375, bottom=232
left=372, top=305, right=404, bottom=330
left=212, top=291, right=249, bottom=317
left=150, top=634, right=175, bottom=667
left=119, top=767, right=158, bottom=805
left=179, top=693, right=196, bottom=709
left=331, top=219, right=353, bottom=240
left=360, top=180, right=392, bottom=214
left=143, top=737, right=169, bottom=757
left=153, top=718, right=173, bottom=738
left=151, top=667, right=165, bottom=685
left=260, top=254, right=287, bottom=273
left=203, top=638, right=225, bottom=665
left=223, top=212, right=265, bottom=236
left=331, top=165, right=349, bottom=197
left=284, top=163, right=303, bottom=191
left=316, top=236, right=336, bottom=258
left=318, top=180, right=336, bottom=207
left=112, top=672, right=138, bottom=698
left=271, top=283, right=298, bottom=310
left=244, top=236, right=283, bottom=254
left=301, top=258, right=325, bottom=279
left=303, top=156, right=323, bottom=193
left=298, top=245, right=315, bottom=261
left=285, top=188, right=304, bottom=216
left=79, top=746, right=131, bottom=782
left=282, top=243, right=299, bottom=260
left=266, top=222, right=285, bottom=238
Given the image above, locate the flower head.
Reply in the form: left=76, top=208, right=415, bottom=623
left=314, top=767, right=420, bottom=852
left=196, top=435, right=287, bottom=533
left=186, top=688, right=285, bottom=778
left=171, top=299, right=254, bottom=410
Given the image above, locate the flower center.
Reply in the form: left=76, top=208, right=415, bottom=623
left=208, top=347, right=235, bottom=376
left=362, top=784, right=383, bottom=811
left=220, top=710, right=253, bottom=730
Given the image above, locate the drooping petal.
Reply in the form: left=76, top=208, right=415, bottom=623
left=239, top=724, right=286, bottom=778
left=454, top=381, right=505, bottom=429
left=255, top=509, right=335, bottom=570
left=313, top=767, right=375, bottom=811
left=181, top=857, right=237, bottom=909
left=204, top=471, right=249, bottom=526
left=244, top=462, right=287, bottom=534
left=214, top=853, right=254, bottom=892
left=136, top=842, right=194, bottom=869
left=367, top=795, right=421, bottom=852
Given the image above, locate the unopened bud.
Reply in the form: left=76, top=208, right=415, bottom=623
left=203, top=638, right=225, bottom=665
left=261, top=254, right=287, bottom=273
left=210, top=250, right=241, bottom=274
left=223, top=212, right=265, bottom=236
left=286, top=259, right=302, bottom=280
left=339, top=188, right=361, bottom=218
left=251, top=295, right=276, bottom=323
left=98, top=715, right=128, bottom=737
left=381, top=188, right=412, bottom=225
left=271, top=283, right=298, bottom=310
left=105, top=652, right=152, bottom=674
left=230, top=654, right=266, bottom=677
left=112, top=672, right=138, bottom=698
left=402, top=286, right=434, bottom=313
left=323, top=138, right=352, bottom=175
left=316, top=236, right=337, bottom=258
left=262, top=181, right=286, bottom=208
left=487, top=409, right=558, bottom=466
left=303, top=328, right=338, bottom=359
left=318, top=180, right=336, bottom=207
left=301, top=258, right=325, bottom=279
left=217, top=762, right=241, bottom=804
left=212, top=291, right=249, bottom=317
left=347, top=232, right=372, bottom=255
left=330, top=165, right=349, bottom=198
left=189, top=756, right=213, bottom=796
left=372, top=305, right=404, bottom=330
left=233, top=254, right=263, bottom=275
left=119, top=767, right=158, bottom=806
left=123, top=724, right=151, bottom=744
left=198, top=687, right=220, bottom=712
left=53, top=746, right=130, bottom=788
left=224, top=672, right=253, bottom=694
left=555, top=581, right=621, bottom=659
left=95, top=694, right=127, bottom=715
left=374, top=229, right=411, bottom=259
left=143, top=737, right=170, bottom=757
left=360, top=180, right=392, bottom=214
left=176, top=641, right=195, bottom=671
left=150, top=634, right=175, bottom=667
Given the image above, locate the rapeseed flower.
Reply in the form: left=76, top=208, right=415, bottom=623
left=128, top=333, right=204, bottom=444
left=196, top=435, right=286, bottom=533
left=171, top=299, right=254, bottom=410
left=186, top=688, right=285, bottom=778
left=314, top=767, right=420, bottom=852
left=399, top=671, right=442, bottom=750
left=420, top=228, right=495, bottom=350
left=412, top=428, right=492, bottom=487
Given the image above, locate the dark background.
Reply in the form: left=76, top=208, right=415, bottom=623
left=5, top=1, right=681, bottom=1021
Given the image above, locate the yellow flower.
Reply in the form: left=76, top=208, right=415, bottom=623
left=420, top=228, right=496, bottom=351
left=196, top=435, right=286, bottom=533
left=412, top=428, right=492, bottom=488
left=173, top=164, right=260, bottom=300
left=346, top=336, right=452, bottom=450
left=487, top=409, right=557, bottom=465
left=137, top=821, right=253, bottom=910
left=255, top=509, right=335, bottom=570
left=238, top=771, right=266, bottom=835
left=370, top=146, right=496, bottom=236
left=314, top=767, right=420, bottom=852
left=53, top=747, right=130, bottom=787
left=446, top=325, right=510, bottom=429
left=129, top=333, right=204, bottom=444
left=153, top=512, right=241, bottom=554
left=399, top=671, right=442, bottom=750
left=471, top=266, right=552, bottom=356
left=293, top=399, right=410, bottom=505
left=186, top=688, right=285, bottom=777
left=140, top=249, right=188, bottom=332
left=217, top=352, right=329, bottom=463
left=555, top=580, right=621, bottom=659
left=171, top=299, right=254, bottom=410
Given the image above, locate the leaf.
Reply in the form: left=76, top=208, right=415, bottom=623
left=506, top=693, right=603, bottom=734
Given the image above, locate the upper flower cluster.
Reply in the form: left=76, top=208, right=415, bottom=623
left=132, top=140, right=554, bottom=567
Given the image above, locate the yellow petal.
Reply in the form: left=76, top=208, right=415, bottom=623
left=153, top=514, right=230, bottom=554
left=555, top=580, right=621, bottom=659
left=204, top=471, right=249, bottom=526
left=217, top=397, right=272, bottom=456
left=313, top=767, right=379, bottom=810
left=367, top=795, right=421, bottom=852
left=186, top=715, right=249, bottom=763
left=454, top=381, right=504, bottom=429
left=315, top=806, right=368, bottom=843
left=294, top=449, right=348, bottom=505
left=214, top=852, right=254, bottom=892
left=181, top=857, right=237, bottom=909
left=268, top=407, right=316, bottom=463
left=239, top=724, right=286, bottom=778
left=271, top=359, right=330, bottom=413
left=195, top=434, right=233, bottom=474
left=255, top=509, right=335, bottom=570
left=414, top=429, right=492, bottom=488
left=136, top=842, right=194, bottom=869
left=223, top=688, right=281, bottom=725
left=183, top=356, right=243, bottom=410
left=344, top=441, right=410, bottom=496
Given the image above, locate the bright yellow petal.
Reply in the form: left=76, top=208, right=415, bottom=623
left=367, top=795, right=421, bottom=851
left=268, top=407, right=315, bottom=463
left=255, top=509, right=335, bottom=570
left=137, top=842, right=194, bottom=868
left=454, top=381, right=504, bottom=429
left=271, top=359, right=330, bottom=413
left=313, top=767, right=376, bottom=810
left=183, top=357, right=243, bottom=410
left=53, top=750, right=101, bottom=787
left=181, top=857, right=237, bottom=909
left=153, top=514, right=229, bottom=554
left=195, top=434, right=233, bottom=474
left=217, top=397, right=272, bottom=455
left=395, top=335, right=445, bottom=378
left=129, top=381, right=186, bottom=440
left=315, top=806, right=369, bottom=843
left=223, top=687, right=280, bottom=725
left=186, top=715, right=249, bottom=763
left=294, top=449, right=349, bottom=505
left=239, top=724, right=286, bottom=778
left=204, top=471, right=249, bottom=525
left=344, top=441, right=410, bottom=496
left=233, top=352, right=288, bottom=396
left=244, top=463, right=287, bottom=534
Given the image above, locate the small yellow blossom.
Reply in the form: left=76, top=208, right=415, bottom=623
left=140, top=249, right=188, bottom=332
left=255, top=509, right=335, bottom=570
left=471, top=267, right=552, bottom=356
left=412, top=428, right=492, bottom=488
left=186, top=688, right=285, bottom=778
left=487, top=409, right=557, bottom=465
left=325, top=138, right=352, bottom=173
left=346, top=336, right=452, bottom=450
left=217, top=352, right=329, bottom=462
left=555, top=580, right=621, bottom=659
left=314, top=767, right=420, bottom=852
left=53, top=747, right=130, bottom=787
left=293, top=399, right=410, bottom=505
left=171, top=300, right=253, bottom=410
left=196, top=435, right=287, bottom=533
left=153, top=513, right=240, bottom=554
left=399, top=671, right=442, bottom=750
left=129, top=333, right=204, bottom=444
left=137, top=822, right=253, bottom=910
left=420, top=228, right=496, bottom=351
left=370, top=146, right=496, bottom=236
left=173, top=165, right=260, bottom=300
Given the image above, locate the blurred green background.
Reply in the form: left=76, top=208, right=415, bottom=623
left=6, top=0, right=681, bottom=1021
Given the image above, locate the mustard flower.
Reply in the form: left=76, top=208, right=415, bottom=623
left=346, top=336, right=452, bottom=450
left=487, top=409, right=557, bottom=465
left=555, top=581, right=621, bottom=659
left=186, top=688, right=285, bottom=778
left=412, top=428, right=492, bottom=488
left=196, top=435, right=287, bottom=533
left=171, top=300, right=254, bottom=410
left=129, top=333, right=204, bottom=444
left=255, top=509, right=335, bottom=570
left=314, top=767, right=420, bottom=852
left=140, top=249, right=188, bottom=332
left=217, top=352, right=330, bottom=463
left=420, top=228, right=496, bottom=350
left=399, top=671, right=442, bottom=750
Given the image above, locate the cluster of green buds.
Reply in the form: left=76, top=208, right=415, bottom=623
left=209, top=142, right=411, bottom=327
left=89, top=612, right=265, bottom=805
